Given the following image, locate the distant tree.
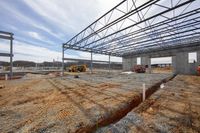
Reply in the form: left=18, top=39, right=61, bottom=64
left=13, top=60, right=36, bottom=67
left=0, top=61, right=10, bottom=66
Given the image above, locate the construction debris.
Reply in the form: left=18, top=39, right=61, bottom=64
left=132, top=65, right=146, bottom=73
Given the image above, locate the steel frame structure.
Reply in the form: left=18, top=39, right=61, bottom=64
left=0, top=31, right=14, bottom=79
left=62, top=0, right=200, bottom=74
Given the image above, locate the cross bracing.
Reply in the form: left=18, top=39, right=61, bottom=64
left=63, top=0, right=200, bottom=57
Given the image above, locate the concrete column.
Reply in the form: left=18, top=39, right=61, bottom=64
left=175, top=52, right=190, bottom=74
left=148, top=58, right=151, bottom=74
left=198, top=50, right=200, bottom=66
left=122, top=57, right=126, bottom=71
left=131, top=58, right=137, bottom=68
left=109, top=55, right=111, bottom=73
left=122, top=57, right=137, bottom=71
left=122, top=57, right=128, bottom=71
left=141, top=56, right=151, bottom=73
left=141, top=57, right=148, bottom=66
left=172, top=56, right=177, bottom=74
left=122, top=57, right=131, bottom=71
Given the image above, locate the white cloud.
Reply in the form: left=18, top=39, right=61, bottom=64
left=28, top=32, right=43, bottom=40
left=0, top=40, right=121, bottom=62
left=22, top=0, right=121, bottom=34
left=26, top=31, right=55, bottom=45
left=0, top=1, right=65, bottom=41
left=1, top=40, right=63, bottom=62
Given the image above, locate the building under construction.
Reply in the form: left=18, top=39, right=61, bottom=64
left=0, top=0, right=200, bottom=132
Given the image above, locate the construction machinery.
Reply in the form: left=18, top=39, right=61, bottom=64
left=68, top=64, right=87, bottom=72
left=132, top=65, right=146, bottom=73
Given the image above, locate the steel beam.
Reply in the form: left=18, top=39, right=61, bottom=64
left=0, top=31, right=13, bottom=35
left=0, top=35, right=13, bottom=40
left=63, top=57, right=118, bottom=63
left=0, top=53, right=13, bottom=57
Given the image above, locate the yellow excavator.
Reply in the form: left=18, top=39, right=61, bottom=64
left=68, top=64, right=87, bottom=72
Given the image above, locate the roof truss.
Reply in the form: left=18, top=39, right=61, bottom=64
left=63, top=0, right=200, bottom=57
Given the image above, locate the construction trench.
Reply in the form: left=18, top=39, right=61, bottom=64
left=0, top=71, right=200, bottom=133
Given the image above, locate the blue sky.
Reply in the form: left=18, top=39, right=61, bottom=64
left=1, top=0, right=198, bottom=64
left=0, top=0, right=122, bottom=62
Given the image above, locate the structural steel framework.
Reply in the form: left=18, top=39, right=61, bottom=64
left=63, top=0, right=200, bottom=55
left=62, top=0, right=200, bottom=74
left=0, top=31, right=14, bottom=78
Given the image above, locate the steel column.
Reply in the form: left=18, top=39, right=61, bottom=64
left=0, top=31, right=14, bottom=79
left=62, top=44, right=64, bottom=76
left=90, top=51, right=93, bottom=73
left=10, top=35, right=13, bottom=79
left=109, top=55, right=111, bottom=73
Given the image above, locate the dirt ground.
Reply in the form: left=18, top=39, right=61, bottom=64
left=0, top=72, right=171, bottom=133
left=97, top=75, right=200, bottom=133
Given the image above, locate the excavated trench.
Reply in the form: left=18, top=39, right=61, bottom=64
left=76, top=74, right=176, bottom=133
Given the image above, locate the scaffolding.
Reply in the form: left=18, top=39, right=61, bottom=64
left=62, top=0, right=200, bottom=75
left=0, top=31, right=14, bottom=79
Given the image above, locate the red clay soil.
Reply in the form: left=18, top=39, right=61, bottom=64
left=0, top=73, right=172, bottom=133
left=0, top=77, right=135, bottom=132
left=0, top=76, right=22, bottom=80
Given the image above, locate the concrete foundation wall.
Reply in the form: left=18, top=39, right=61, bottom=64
left=173, top=51, right=200, bottom=75
left=123, top=56, right=151, bottom=73
left=173, top=52, right=190, bottom=74
left=123, top=49, right=200, bottom=75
